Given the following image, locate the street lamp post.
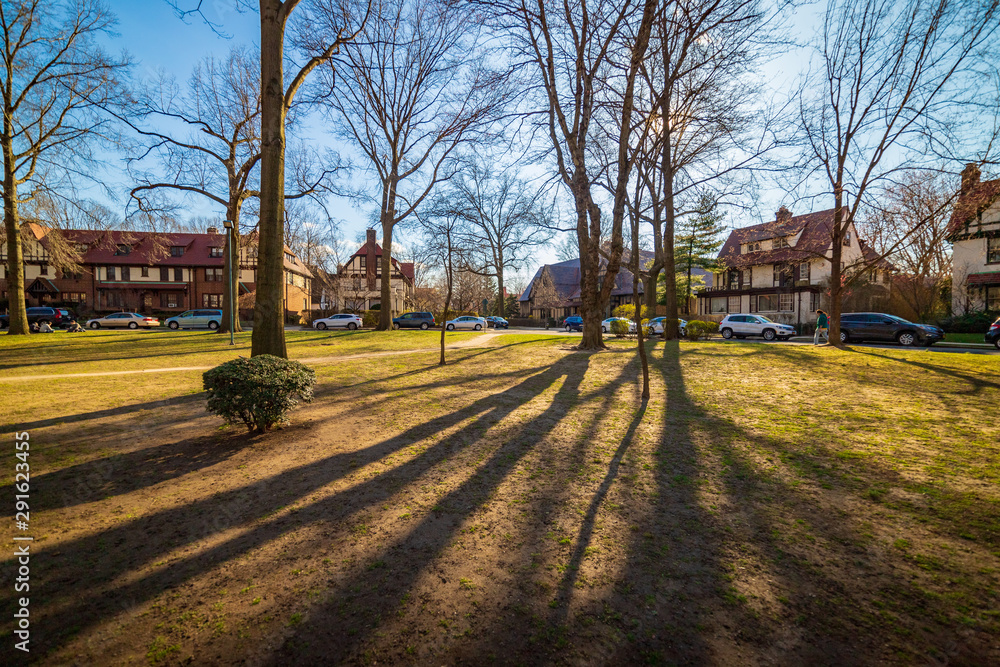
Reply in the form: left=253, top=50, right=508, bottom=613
left=223, top=219, right=235, bottom=346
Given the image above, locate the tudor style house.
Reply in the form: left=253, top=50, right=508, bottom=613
left=518, top=256, right=645, bottom=320
left=697, top=207, right=893, bottom=327
left=947, top=163, right=1000, bottom=313
left=0, top=222, right=314, bottom=321
left=336, top=229, right=414, bottom=313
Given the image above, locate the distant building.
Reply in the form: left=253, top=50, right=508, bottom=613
left=518, top=256, right=646, bottom=320
left=0, top=222, right=313, bottom=321
left=336, top=229, right=414, bottom=313
left=947, top=164, right=1000, bottom=313
left=698, top=207, right=893, bottom=326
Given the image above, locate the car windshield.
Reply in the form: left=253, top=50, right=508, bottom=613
left=886, top=314, right=912, bottom=324
left=756, top=316, right=774, bottom=323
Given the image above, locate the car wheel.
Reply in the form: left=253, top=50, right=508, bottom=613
left=447, top=324, right=455, bottom=331
left=474, top=324, right=482, bottom=331
left=317, top=322, right=328, bottom=330
left=208, top=321, right=219, bottom=330
left=347, top=322, right=357, bottom=330
left=679, top=328, right=686, bottom=338
left=762, top=328, right=776, bottom=341
left=128, top=321, right=139, bottom=329
left=393, top=323, right=400, bottom=330
left=90, top=322, right=100, bottom=329
left=601, top=326, right=608, bottom=333
left=721, top=327, right=733, bottom=339
left=840, top=330, right=849, bottom=343
left=420, top=322, right=429, bottom=330
left=168, top=321, right=179, bottom=330
left=896, top=331, right=917, bottom=346
left=994, top=338, right=1000, bottom=350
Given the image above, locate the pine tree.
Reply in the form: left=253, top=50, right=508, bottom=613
left=674, top=194, right=725, bottom=314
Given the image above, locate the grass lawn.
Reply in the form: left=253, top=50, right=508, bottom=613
left=1, top=333, right=998, bottom=664
left=944, top=332, right=992, bottom=344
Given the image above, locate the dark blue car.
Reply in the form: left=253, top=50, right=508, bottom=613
left=563, top=315, right=583, bottom=332
left=987, top=317, right=1000, bottom=350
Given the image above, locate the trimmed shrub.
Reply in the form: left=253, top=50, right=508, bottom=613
left=937, top=310, right=1000, bottom=333
left=685, top=320, right=719, bottom=340
left=610, top=319, right=631, bottom=337
left=203, top=355, right=316, bottom=433
left=361, top=311, right=379, bottom=328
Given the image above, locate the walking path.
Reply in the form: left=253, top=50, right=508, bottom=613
left=1, top=333, right=503, bottom=383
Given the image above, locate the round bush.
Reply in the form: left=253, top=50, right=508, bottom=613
left=685, top=320, right=719, bottom=340
left=610, top=319, right=631, bottom=337
left=203, top=355, right=316, bottom=433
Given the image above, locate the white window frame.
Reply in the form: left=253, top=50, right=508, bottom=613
left=757, top=294, right=778, bottom=312
left=728, top=295, right=740, bottom=313
left=779, top=293, right=794, bottom=312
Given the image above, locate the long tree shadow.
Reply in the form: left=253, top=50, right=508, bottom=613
left=3, top=353, right=587, bottom=656
left=262, top=353, right=595, bottom=664
left=6, top=393, right=206, bottom=432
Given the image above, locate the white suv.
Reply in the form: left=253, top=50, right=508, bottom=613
left=719, top=314, right=796, bottom=341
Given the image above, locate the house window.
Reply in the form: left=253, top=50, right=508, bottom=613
left=160, top=293, right=180, bottom=308
left=987, top=237, right=1000, bottom=264
left=773, top=237, right=789, bottom=249
left=174, top=267, right=184, bottom=282
left=728, top=296, right=740, bottom=313
left=203, top=294, right=223, bottom=308
left=757, top=294, right=778, bottom=311
left=710, top=297, right=727, bottom=313
left=810, top=292, right=820, bottom=311
left=210, top=247, right=224, bottom=258
left=799, top=262, right=810, bottom=282
left=75, top=243, right=88, bottom=253
left=779, top=293, right=794, bottom=311
left=170, top=246, right=185, bottom=257
left=160, top=267, right=169, bottom=281
left=141, top=266, right=149, bottom=277
left=870, top=270, right=878, bottom=282
left=106, top=266, right=116, bottom=281
left=115, top=244, right=131, bottom=255
left=286, top=272, right=294, bottom=285
left=745, top=241, right=762, bottom=253
left=66, top=292, right=86, bottom=303
left=121, top=266, right=130, bottom=281
left=728, top=270, right=739, bottom=290
left=285, top=252, right=295, bottom=264
left=988, top=286, right=1000, bottom=309
left=359, top=255, right=367, bottom=268
left=205, top=267, right=224, bottom=282
left=843, top=232, right=851, bottom=246
left=39, top=264, right=48, bottom=275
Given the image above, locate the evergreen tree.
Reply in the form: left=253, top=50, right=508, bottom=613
left=674, top=194, right=725, bottom=314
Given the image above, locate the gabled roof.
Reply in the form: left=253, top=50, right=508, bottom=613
left=947, top=177, right=1000, bottom=239
left=718, top=209, right=838, bottom=268
left=348, top=236, right=411, bottom=282
left=519, top=256, right=646, bottom=305
left=860, top=241, right=894, bottom=271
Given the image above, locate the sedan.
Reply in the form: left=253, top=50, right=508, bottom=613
left=644, top=317, right=687, bottom=337
left=485, top=316, right=509, bottom=329
left=86, top=312, right=160, bottom=329
left=445, top=316, right=487, bottom=331
left=601, top=317, right=636, bottom=334
left=314, top=313, right=362, bottom=330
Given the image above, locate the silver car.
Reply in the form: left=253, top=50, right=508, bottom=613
left=719, top=314, right=796, bottom=341
left=445, top=316, right=487, bottom=331
left=86, top=312, right=160, bottom=329
left=644, top=317, right=687, bottom=337
left=165, top=309, right=223, bottom=330
left=314, top=313, right=363, bottom=330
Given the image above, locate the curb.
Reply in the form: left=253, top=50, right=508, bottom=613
left=787, top=336, right=993, bottom=350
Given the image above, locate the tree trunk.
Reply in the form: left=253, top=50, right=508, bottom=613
left=661, top=173, right=679, bottom=339
left=378, top=178, right=397, bottom=331
left=219, top=202, right=244, bottom=335
left=2, top=125, right=28, bottom=335
left=632, top=220, right=649, bottom=398
left=251, top=1, right=288, bottom=358
left=440, top=232, right=453, bottom=365
left=828, top=187, right=845, bottom=347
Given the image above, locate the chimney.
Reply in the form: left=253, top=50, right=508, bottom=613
left=366, top=228, right=376, bottom=246
left=961, top=163, right=981, bottom=197
left=775, top=206, right=792, bottom=223
left=206, top=226, right=219, bottom=234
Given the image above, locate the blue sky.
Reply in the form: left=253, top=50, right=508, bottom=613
left=96, top=1, right=819, bottom=282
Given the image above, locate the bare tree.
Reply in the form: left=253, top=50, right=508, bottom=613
left=1, top=0, right=128, bottom=334
left=797, top=0, right=999, bottom=346
left=416, top=206, right=464, bottom=364
left=173, top=0, right=369, bottom=356
left=126, top=47, right=261, bottom=333
left=495, top=0, right=658, bottom=349
left=323, top=0, right=512, bottom=330
left=858, top=171, right=954, bottom=320
left=444, top=160, right=552, bottom=318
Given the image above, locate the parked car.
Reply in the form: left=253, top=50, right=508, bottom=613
left=0, top=306, right=73, bottom=329
left=314, top=313, right=362, bottom=330
left=164, top=309, right=223, bottom=330
left=719, top=314, right=796, bottom=341
left=392, top=311, right=436, bottom=329
left=986, top=317, right=1000, bottom=350
left=485, top=316, right=509, bottom=329
left=563, top=315, right=583, bottom=332
left=644, top=317, right=687, bottom=337
left=601, top=317, right=636, bottom=334
left=838, top=312, right=944, bottom=346
left=445, top=316, right=487, bottom=331
left=86, top=312, right=160, bottom=329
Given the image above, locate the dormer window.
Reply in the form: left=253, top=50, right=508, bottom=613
left=773, top=237, right=789, bottom=249
left=115, top=244, right=131, bottom=255
left=74, top=243, right=88, bottom=253
left=285, top=252, right=295, bottom=264
left=210, top=247, right=224, bottom=258
left=745, top=241, right=762, bottom=253
left=843, top=232, right=851, bottom=247
left=170, top=246, right=185, bottom=257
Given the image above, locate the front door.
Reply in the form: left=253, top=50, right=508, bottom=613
left=143, top=293, right=152, bottom=311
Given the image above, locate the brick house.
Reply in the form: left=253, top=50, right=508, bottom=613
left=0, top=223, right=313, bottom=321
left=336, top=229, right=414, bottom=313
left=947, top=164, right=1000, bottom=313
left=697, top=207, right=893, bottom=327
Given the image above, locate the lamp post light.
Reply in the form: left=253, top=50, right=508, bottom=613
left=223, top=219, right=236, bottom=346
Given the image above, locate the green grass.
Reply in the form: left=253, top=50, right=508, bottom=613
left=943, top=332, right=992, bottom=344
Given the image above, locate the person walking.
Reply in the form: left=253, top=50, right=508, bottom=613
left=813, top=309, right=829, bottom=345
